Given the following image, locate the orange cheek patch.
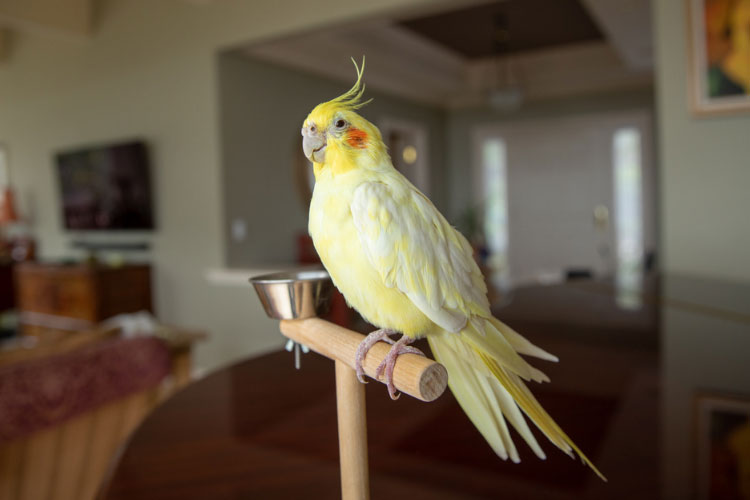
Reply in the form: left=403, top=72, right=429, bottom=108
left=346, top=128, right=368, bottom=149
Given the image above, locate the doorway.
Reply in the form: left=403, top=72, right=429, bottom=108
left=472, top=109, right=656, bottom=291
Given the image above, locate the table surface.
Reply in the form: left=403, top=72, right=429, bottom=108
left=99, top=275, right=750, bottom=500
left=100, top=348, right=620, bottom=500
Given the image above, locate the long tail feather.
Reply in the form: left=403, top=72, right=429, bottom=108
left=429, top=334, right=521, bottom=461
left=488, top=317, right=558, bottom=362
left=427, top=316, right=607, bottom=482
left=480, top=351, right=607, bottom=481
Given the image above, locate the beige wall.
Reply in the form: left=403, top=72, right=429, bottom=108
left=469, top=109, right=656, bottom=284
left=0, top=0, right=442, bottom=374
left=654, top=0, right=750, bottom=283
left=655, top=3, right=750, bottom=497
left=445, top=89, right=655, bottom=282
left=445, top=89, right=655, bottom=222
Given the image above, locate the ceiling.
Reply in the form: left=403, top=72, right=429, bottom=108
left=241, top=0, right=653, bottom=109
left=400, top=0, right=604, bottom=59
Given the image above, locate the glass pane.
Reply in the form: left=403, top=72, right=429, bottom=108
left=613, top=127, right=643, bottom=309
left=482, top=138, right=510, bottom=289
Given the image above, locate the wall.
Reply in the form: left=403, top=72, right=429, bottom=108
left=0, top=0, right=442, bottom=374
left=445, top=89, right=655, bottom=282
left=660, top=276, right=750, bottom=499
left=654, top=0, right=750, bottom=283
left=445, top=88, right=655, bottom=222
left=472, top=109, right=656, bottom=284
left=219, top=53, right=446, bottom=267
left=654, top=4, right=750, bottom=497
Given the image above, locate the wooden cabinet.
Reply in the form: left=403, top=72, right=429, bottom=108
left=15, top=263, right=152, bottom=332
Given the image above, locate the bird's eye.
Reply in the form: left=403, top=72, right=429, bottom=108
left=335, top=119, right=347, bottom=129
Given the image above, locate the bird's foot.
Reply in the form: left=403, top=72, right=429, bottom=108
left=354, top=328, right=396, bottom=383
left=375, top=335, right=425, bottom=400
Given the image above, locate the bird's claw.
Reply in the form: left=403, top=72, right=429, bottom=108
left=354, top=329, right=424, bottom=399
left=375, top=336, right=425, bottom=400
left=354, top=328, right=395, bottom=383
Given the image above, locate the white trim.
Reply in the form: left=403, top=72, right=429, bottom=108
left=204, top=264, right=325, bottom=287
left=204, top=267, right=283, bottom=287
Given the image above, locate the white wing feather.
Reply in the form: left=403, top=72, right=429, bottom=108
left=350, top=181, right=488, bottom=333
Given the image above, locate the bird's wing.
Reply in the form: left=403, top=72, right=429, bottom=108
left=351, top=183, right=605, bottom=480
left=350, top=180, right=489, bottom=333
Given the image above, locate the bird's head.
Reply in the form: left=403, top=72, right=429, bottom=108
left=301, top=59, right=386, bottom=176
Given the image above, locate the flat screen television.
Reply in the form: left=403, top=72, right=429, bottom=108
left=56, top=140, right=155, bottom=230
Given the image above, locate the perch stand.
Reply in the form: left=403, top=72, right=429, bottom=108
left=251, top=271, right=448, bottom=500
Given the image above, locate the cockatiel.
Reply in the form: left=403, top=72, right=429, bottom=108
left=302, top=60, right=605, bottom=480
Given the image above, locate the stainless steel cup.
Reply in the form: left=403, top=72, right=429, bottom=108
left=250, top=269, right=333, bottom=320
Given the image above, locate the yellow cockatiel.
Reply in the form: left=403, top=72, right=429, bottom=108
left=302, top=60, right=605, bottom=480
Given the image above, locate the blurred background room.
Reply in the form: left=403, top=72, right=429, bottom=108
left=0, top=0, right=748, bottom=499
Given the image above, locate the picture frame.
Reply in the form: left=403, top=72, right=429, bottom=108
left=694, top=392, right=750, bottom=500
left=686, top=0, right=750, bottom=115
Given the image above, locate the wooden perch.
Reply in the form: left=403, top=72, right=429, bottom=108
left=279, top=318, right=448, bottom=500
left=280, top=318, right=448, bottom=402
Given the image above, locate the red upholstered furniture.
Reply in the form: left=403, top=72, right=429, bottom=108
left=0, top=336, right=170, bottom=442
left=0, top=327, right=204, bottom=500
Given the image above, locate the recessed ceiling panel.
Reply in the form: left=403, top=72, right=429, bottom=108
left=400, top=0, right=604, bottom=59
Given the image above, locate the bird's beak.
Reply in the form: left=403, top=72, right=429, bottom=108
left=302, top=126, right=327, bottom=164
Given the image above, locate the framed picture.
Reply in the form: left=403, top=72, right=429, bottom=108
left=687, top=0, right=750, bottom=115
left=694, top=392, right=750, bottom=499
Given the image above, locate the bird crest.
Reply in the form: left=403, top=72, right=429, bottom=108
left=314, top=57, right=373, bottom=117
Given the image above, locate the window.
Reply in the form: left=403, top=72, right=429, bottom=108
left=481, top=138, right=510, bottom=290
left=613, top=127, right=643, bottom=309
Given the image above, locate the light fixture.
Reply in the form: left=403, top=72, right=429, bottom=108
left=487, top=11, right=523, bottom=112
left=402, top=145, right=418, bottom=165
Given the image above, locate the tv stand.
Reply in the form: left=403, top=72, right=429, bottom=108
left=15, top=262, right=153, bottom=335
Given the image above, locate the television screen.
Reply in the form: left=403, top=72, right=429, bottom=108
left=56, top=140, right=154, bottom=230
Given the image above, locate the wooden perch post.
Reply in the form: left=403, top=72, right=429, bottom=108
left=279, top=318, right=448, bottom=500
